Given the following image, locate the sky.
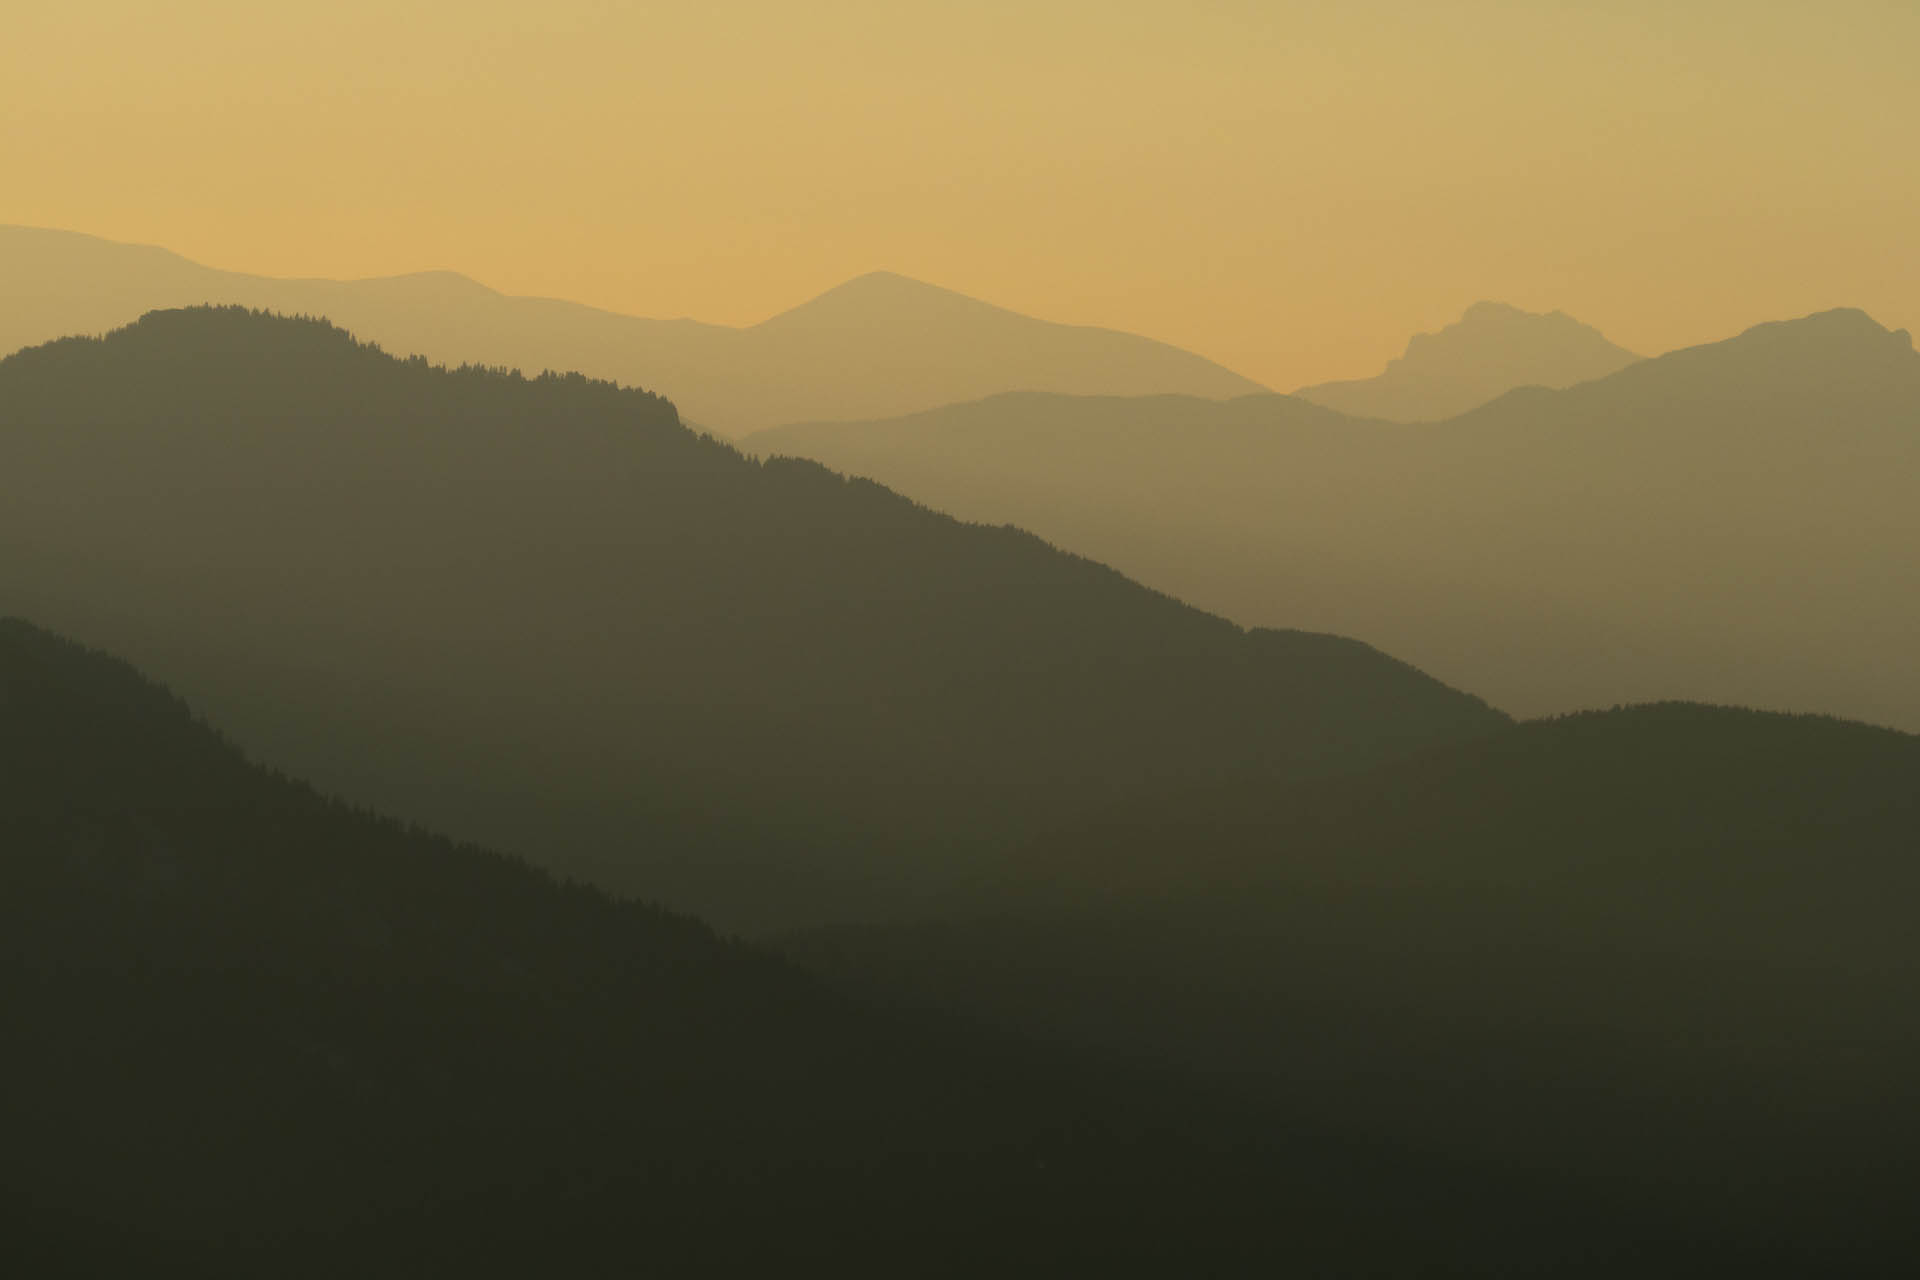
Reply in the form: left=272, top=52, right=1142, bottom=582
left=7, top=0, right=1917, bottom=388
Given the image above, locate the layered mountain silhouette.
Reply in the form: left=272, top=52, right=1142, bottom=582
left=0, top=225, right=1265, bottom=433
left=11, top=301, right=1910, bottom=1268
left=789, top=702, right=1920, bottom=1256
left=750, top=308, right=1920, bottom=729
left=1294, top=300, right=1640, bottom=420
left=0, top=307, right=1499, bottom=931
left=10, top=617, right=1637, bottom=1274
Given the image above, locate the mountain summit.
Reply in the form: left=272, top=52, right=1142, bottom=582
left=0, top=226, right=1266, bottom=432
left=1295, top=301, right=1640, bottom=421
left=757, top=269, right=1007, bottom=327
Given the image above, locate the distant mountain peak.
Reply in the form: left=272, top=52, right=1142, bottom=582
left=354, top=267, right=500, bottom=294
left=1295, top=301, right=1641, bottom=422
left=808, top=269, right=935, bottom=297
left=1458, top=299, right=1539, bottom=321
left=756, top=270, right=1013, bottom=331
left=1394, top=300, right=1625, bottom=359
left=1609, top=307, right=1919, bottom=393
left=843, top=268, right=924, bottom=288
left=0, top=225, right=1264, bottom=431
left=1750, top=306, right=1910, bottom=347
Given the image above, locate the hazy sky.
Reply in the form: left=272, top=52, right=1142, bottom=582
left=8, top=0, right=1916, bottom=387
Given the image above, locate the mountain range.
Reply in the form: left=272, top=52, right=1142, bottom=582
left=789, top=701, right=1920, bottom=1255
left=1294, top=300, right=1641, bottom=421
left=10, top=616, right=1638, bottom=1274
left=749, top=308, right=1920, bottom=729
left=11, top=295, right=1919, bottom=1267
left=7, top=579, right=1912, bottom=1274
left=0, top=306, right=1499, bottom=931
left=0, top=225, right=1266, bottom=433
left=12, top=607, right=1911, bottom=1267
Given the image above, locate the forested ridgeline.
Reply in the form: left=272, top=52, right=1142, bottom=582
left=0, top=307, right=1502, bottom=931
left=2, top=619, right=1685, bottom=1276
left=785, top=703, right=1920, bottom=1258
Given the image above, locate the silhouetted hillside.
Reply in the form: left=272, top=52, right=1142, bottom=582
left=1295, top=300, right=1640, bottom=420
left=0, top=226, right=1266, bottom=433
left=0, top=307, right=1499, bottom=930
left=749, top=309, right=1920, bottom=728
left=0, top=619, right=1671, bottom=1275
left=788, top=703, right=1920, bottom=1258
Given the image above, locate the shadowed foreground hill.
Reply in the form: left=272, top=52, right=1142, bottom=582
left=789, top=704, right=1920, bottom=1256
left=0, top=307, right=1500, bottom=930
left=0, top=225, right=1266, bottom=433
left=1, top=620, right=1673, bottom=1275
left=750, top=308, right=1920, bottom=728
left=1294, top=300, right=1640, bottom=421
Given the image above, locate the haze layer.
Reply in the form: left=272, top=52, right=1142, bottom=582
left=7, top=1, right=1916, bottom=388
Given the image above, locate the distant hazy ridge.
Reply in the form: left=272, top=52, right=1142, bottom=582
left=752, top=309, right=1920, bottom=729
left=1295, top=300, right=1641, bottom=421
left=0, top=225, right=1266, bottom=434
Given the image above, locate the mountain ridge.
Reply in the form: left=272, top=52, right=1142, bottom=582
left=783, top=698, right=1920, bottom=1255
left=2, top=614, right=1729, bottom=1274
left=0, top=305, right=1499, bottom=930
left=1295, top=299, right=1641, bottom=421
left=748, top=306, right=1920, bottom=729
left=0, top=225, right=1266, bottom=432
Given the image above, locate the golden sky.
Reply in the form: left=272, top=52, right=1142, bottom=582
left=7, top=0, right=1917, bottom=388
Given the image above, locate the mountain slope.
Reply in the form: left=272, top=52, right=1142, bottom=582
left=0, top=225, right=1266, bottom=432
left=1294, top=300, right=1641, bottom=420
left=748, top=309, right=1920, bottom=728
left=8, top=617, right=1583, bottom=1275
left=0, top=307, right=1499, bottom=931
left=788, top=702, right=1920, bottom=1255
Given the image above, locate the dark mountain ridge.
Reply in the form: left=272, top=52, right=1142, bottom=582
left=788, top=701, right=1920, bottom=1256
left=0, top=614, right=958, bottom=1263
left=3, top=618, right=1680, bottom=1275
left=0, top=306, right=1500, bottom=930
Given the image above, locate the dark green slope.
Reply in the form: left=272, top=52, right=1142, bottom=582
left=2, top=619, right=1678, bottom=1276
left=0, top=307, right=1502, bottom=930
left=788, top=704, right=1920, bottom=1253
left=0, top=617, right=967, bottom=1260
left=0, top=618, right=1217, bottom=1270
